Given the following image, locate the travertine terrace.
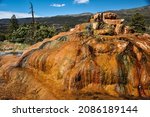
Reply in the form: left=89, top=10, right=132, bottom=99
left=0, top=12, right=150, bottom=100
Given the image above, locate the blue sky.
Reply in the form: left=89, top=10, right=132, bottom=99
left=0, top=0, right=149, bottom=19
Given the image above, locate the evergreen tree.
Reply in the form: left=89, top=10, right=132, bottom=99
left=62, top=24, right=70, bottom=32
left=130, top=13, right=146, bottom=33
left=10, top=24, right=57, bottom=44
left=9, top=15, right=19, bottom=32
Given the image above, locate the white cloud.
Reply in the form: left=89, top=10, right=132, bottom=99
left=0, top=11, right=39, bottom=19
left=50, top=4, right=65, bottom=7
left=74, top=0, right=89, bottom=4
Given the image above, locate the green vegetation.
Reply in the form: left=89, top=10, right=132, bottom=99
left=0, top=33, right=6, bottom=41
left=0, top=14, right=91, bottom=41
left=8, top=23, right=58, bottom=44
left=113, top=5, right=150, bottom=33
left=9, top=15, right=19, bottom=33
left=1, top=16, right=70, bottom=45
left=0, top=5, right=150, bottom=48
left=129, top=13, right=146, bottom=33
left=62, top=24, right=70, bottom=32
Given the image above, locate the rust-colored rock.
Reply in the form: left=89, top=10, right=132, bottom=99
left=115, top=24, right=124, bottom=35
left=103, top=12, right=117, bottom=19
left=0, top=12, right=150, bottom=100
left=103, top=19, right=124, bottom=25
left=88, top=12, right=128, bottom=35
left=124, top=26, right=134, bottom=34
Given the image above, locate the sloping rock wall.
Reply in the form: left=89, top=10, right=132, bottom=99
left=0, top=32, right=150, bottom=99
left=0, top=12, right=150, bottom=100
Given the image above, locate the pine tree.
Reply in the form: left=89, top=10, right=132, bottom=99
left=62, top=24, right=70, bottom=32
left=130, top=13, right=146, bottom=33
left=9, top=14, right=19, bottom=32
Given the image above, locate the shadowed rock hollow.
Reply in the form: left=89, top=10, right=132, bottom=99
left=0, top=12, right=150, bottom=100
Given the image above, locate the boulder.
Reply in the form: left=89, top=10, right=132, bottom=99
left=115, top=24, right=124, bottom=35
left=103, top=19, right=124, bottom=25
left=92, top=22, right=99, bottom=30
left=124, top=26, right=134, bottom=34
left=103, top=12, right=117, bottom=19
left=93, top=13, right=101, bottom=22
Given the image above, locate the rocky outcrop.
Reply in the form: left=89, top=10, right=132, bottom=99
left=103, top=12, right=117, bottom=19
left=0, top=12, right=150, bottom=100
left=89, top=12, right=127, bottom=35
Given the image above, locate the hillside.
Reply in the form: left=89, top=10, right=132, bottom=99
left=0, top=5, right=150, bottom=34
left=0, top=14, right=92, bottom=33
left=0, top=12, right=150, bottom=100
left=112, top=5, right=150, bottom=25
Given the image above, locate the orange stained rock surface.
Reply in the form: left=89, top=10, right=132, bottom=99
left=0, top=12, right=150, bottom=100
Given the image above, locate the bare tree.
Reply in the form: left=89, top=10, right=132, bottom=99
left=29, top=2, right=35, bottom=25
left=29, top=2, right=35, bottom=39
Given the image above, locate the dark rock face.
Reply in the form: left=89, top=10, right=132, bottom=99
left=0, top=13, right=150, bottom=100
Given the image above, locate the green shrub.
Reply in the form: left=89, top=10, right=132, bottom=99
left=129, top=13, right=146, bottom=33
left=0, top=33, right=6, bottom=41
left=9, top=24, right=57, bottom=44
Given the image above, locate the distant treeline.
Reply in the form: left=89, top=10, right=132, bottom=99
left=0, top=5, right=150, bottom=44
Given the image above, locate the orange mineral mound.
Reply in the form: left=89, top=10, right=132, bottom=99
left=0, top=12, right=150, bottom=100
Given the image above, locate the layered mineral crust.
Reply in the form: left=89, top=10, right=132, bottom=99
left=0, top=12, right=150, bottom=99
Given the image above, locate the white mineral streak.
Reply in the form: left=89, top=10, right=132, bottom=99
left=136, top=42, right=150, bottom=50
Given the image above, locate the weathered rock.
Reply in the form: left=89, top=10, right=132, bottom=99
left=94, top=29, right=114, bottom=35
left=89, top=12, right=125, bottom=34
left=124, top=26, right=134, bottom=34
left=0, top=13, right=150, bottom=100
left=93, top=13, right=100, bottom=21
left=103, top=12, right=117, bottom=19
left=115, top=24, right=124, bottom=35
left=75, top=23, right=91, bottom=31
left=92, top=22, right=99, bottom=30
left=103, top=19, right=124, bottom=25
